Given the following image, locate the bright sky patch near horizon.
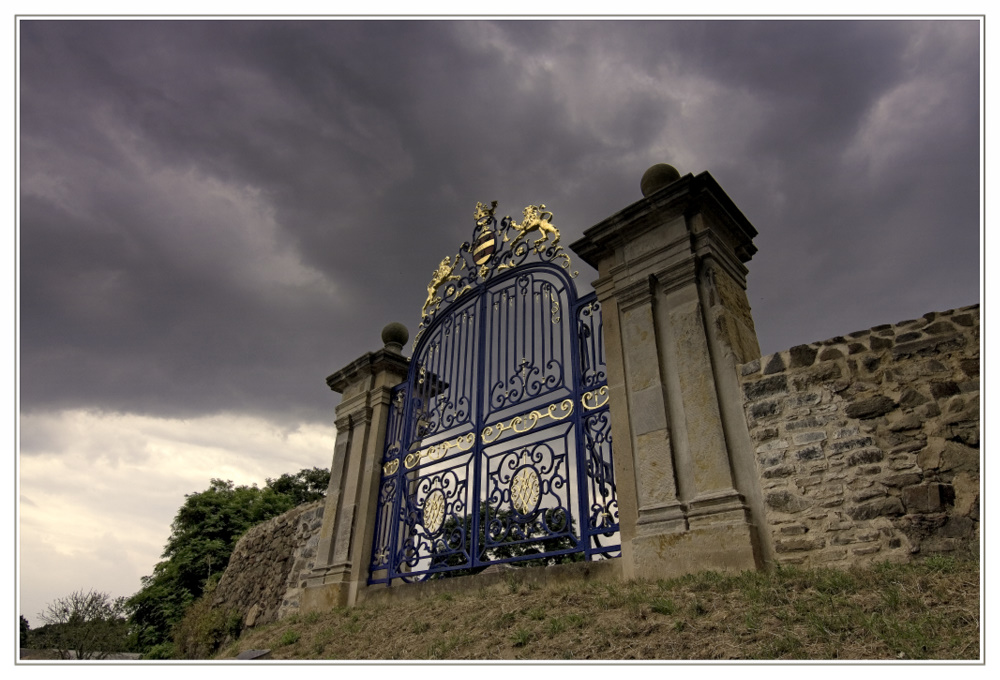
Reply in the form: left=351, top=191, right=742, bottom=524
left=14, top=13, right=982, bottom=632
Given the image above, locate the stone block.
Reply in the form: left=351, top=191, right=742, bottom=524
left=939, top=516, right=976, bottom=539
left=845, top=396, right=896, bottom=420
left=792, top=430, right=827, bottom=445
left=930, top=381, right=960, bottom=399
left=887, top=413, right=922, bottom=432
left=763, top=353, right=787, bottom=375
left=833, top=426, right=861, bottom=439
left=743, top=375, right=788, bottom=400
left=819, top=347, right=844, bottom=361
left=952, top=472, right=979, bottom=518
left=882, top=473, right=922, bottom=488
left=959, top=358, right=979, bottom=377
left=795, top=445, right=824, bottom=462
left=792, top=363, right=843, bottom=390
left=794, top=475, right=824, bottom=489
left=786, top=414, right=831, bottom=430
left=870, top=335, right=893, bottom=351
left=759, top=452, right=786, bottom=468
left=789, top=344, right=818, bottom=368
left=937, top=440, right=979, bottom=474
left=899, top=388, right=930, bottom=409
left=829, top=436, right=876, bottom=455
left=852, top=544, right=882, bottom=556
left=756, top=438, right=789, bottom=453
left=901, top=483, right=953, bottom=514
left=860, top=355, right=881, bottom=373
left=762, top=464, right=795, bottom=478
left=892, top=333, right=963, bottom=360
left=920, top=402, right=942, bottom=418
left=750, top=399, right=782, bottom=419
left=847, top=497, right=904, bottom=520
left=774, top=536, right=825, bottom=553
left=766, top=490, right=812, bottom=513
left=752, top=426, right=780, bottom=442
left=740, top=358, right=761, bottom=376
left=853, top=487, right=887, bottom=503
left=846, top=448, right=884, bottom=467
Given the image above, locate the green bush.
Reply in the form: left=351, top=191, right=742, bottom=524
left=171, top=582, right=242, bottom=660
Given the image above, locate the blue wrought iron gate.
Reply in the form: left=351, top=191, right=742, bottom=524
left=369, top=202, right=619, bottom=584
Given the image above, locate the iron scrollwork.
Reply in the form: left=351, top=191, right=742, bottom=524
left=367, top=202, right=619, bottom=586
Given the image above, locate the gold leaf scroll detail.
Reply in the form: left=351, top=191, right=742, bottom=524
left=510, top=467, right=540, bottom=515
left=581, top=386, right=610, bottom=411
left=382, top=459, right=400, bottom=475
left=403, top=432, right=476, bottom=470
left=480, top=399, right=574, bottom=444
left=423, top=490, right=446, bottom=533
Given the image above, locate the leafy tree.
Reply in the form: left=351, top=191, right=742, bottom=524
left=265, top=467, right=330, bottom=506
left=128, top=469, right=329, bottom=654
left=20, top=614, right=29, bottom=648
left=34, top=590, right=131, bottom=659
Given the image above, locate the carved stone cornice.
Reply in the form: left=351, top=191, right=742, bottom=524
left=615, top=276, right=656, bottom=312
left=652, top=257, right=699, bottom=297
left=571, top=171, right=757, bottom=270
left=327, top=349, right=410, bottom=394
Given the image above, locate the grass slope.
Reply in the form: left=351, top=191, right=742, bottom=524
left=214, top=555, right=979, bottom=661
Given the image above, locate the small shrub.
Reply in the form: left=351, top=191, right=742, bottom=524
left=546, top=617, right=567, bottom=636
left=510, top=628, right=532, bottom=647
left=277, top=629, right=300, bottom=647
left=142, top=642, right=175, bottom=660
left=650, top=597, right=676, bottom=615
left=495, top=611, right=517, bottom=628
left=527, top=606, right=546, bottom=621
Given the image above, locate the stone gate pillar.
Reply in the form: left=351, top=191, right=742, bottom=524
left=300, top=324, right=409, bottom=610
left=570, top=164, right=770, bottom=580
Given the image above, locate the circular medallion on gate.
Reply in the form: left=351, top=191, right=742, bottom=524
left=424, top=490, right=446, bottom=534
left=510, top=466, right=541, bottom=516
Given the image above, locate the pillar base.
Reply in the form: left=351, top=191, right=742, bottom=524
left=629, top=518, right=760, bottom=581
left=300, top=582, right=350, bottom=613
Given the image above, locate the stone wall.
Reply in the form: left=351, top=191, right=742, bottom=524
left=739, top=304, right=980, bottom=568
left=211, top=500, right=325, bottom=628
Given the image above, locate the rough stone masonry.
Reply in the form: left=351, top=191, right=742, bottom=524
left=740, top=304, right=980, bottom=567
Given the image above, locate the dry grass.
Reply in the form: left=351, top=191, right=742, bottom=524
left=213, top=555, right=979, bottom=661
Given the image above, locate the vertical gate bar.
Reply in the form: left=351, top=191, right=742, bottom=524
left=571, top=291, right=592, bottom=559
left=470, top=288, right=488, bottom=568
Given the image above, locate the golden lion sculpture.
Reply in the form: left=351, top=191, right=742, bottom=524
left=507, top=204, right=560, bottom=252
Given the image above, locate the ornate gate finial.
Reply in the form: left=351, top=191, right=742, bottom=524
left=413, top=201, right=579, bottom=350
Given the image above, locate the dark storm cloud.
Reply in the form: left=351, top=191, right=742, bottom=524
left=19, top=19, right=981, bottom=424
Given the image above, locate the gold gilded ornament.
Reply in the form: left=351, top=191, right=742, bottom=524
left=423, top=490, right=446, bottom=534
left=422, top=255, right=461, bottom=317
left=506, top=204, right=560, bottom=252
left=510, top=467, right=540, bottom=515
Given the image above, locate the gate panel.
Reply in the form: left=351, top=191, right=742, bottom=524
left=368, top=202, right=619, bottom=585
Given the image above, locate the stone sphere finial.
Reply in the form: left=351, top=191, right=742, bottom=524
left=381, top=322, right=409, bottom=353
left=640, top=163, right=681, bottom=197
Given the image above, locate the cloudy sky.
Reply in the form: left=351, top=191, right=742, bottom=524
left=16, top=17, right=981, bottom=627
